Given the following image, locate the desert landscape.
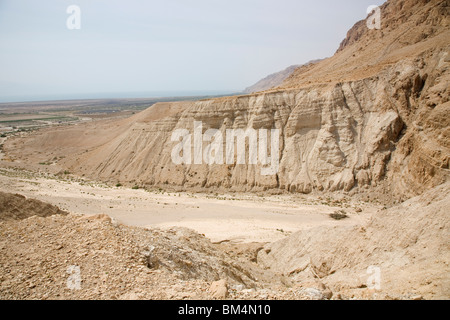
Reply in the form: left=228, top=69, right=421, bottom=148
left=0, top=0, right=449, bottom=301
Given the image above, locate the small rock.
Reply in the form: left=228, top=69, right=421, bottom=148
left=233, top=284, right=245, bottom=291
left=322, top=288, right=333, bottom=300
left=209, top=279, right=228, bottom=299
left=242, top=288, right=255, bottom=293
left=411, top=295, right=423, bottom=300
left=303, top=288, right=323, bottom=300
left=333, top=293, right=343, bottom=300
left=81, top=213, right=112, bottom=223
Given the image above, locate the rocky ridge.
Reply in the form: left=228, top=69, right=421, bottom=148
left=244, top=60, right=322, bottom=93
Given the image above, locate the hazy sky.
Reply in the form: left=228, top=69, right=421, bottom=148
left=0, top=0, right=385, bottom=102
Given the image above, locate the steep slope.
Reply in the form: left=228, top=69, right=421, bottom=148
left=244, top=65, right=300, bottom=94
left=0, top=210, right=289, bottom=299
left=0, top=191, right=67, bottom=221
left=257, top=182, right=450, bottom=299
left=281, top=0, right=449, bottom=88
left=4, top=0, right=449, bottom=200
left=244, top=60, right=322, bottom=93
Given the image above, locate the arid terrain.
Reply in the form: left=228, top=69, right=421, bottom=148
left=243, top=60, right=322, bottom=94
left=0, top=0, right=449, bottom=300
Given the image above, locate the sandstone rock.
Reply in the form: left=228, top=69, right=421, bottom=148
left=302, top=288, right=323, bottom=300
left=322, top=288, right=333, bottom=300
left=82, top=213, right=112, bottom=223
left=209, top=279, right=228, bottom=299
left=297, top=280, right=333, bottom=300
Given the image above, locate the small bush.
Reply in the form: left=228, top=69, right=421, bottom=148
left=132, top=185, right=140, bottom=190
left=329, top=210, right=348, bottom=220
left=116, top=183, right=122, bottom=187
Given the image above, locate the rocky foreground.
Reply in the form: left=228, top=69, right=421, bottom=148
left=1, top=183, right=448, bottom=300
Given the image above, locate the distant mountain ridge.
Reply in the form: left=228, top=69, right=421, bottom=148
left=244, top=60, right=323, bottom=93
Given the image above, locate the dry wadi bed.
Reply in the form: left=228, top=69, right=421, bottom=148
left=0, top=179, right=448, bottom=300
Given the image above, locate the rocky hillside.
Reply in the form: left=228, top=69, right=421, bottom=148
left=244, top=60, right=322, bottom=93
left=257, top=181, right=450, bottom=299
left=0, top=191, right=67, bottom=221
left=244, top=65, right=300, bottom=94
left=0, top=193, right=310, bottom=300
left=1, top=184, right=448, bottom=300
left=4, top=0, right=449, bottom=201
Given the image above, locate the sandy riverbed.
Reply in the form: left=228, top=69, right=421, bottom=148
left=0, top=169, right=377, bottom=243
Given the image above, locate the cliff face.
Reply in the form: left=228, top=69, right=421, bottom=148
left=6, top=0, right=449, bottom=200
left=68, top=81, right=396, bottom=194
left=62, top=48, right=447, bottom=199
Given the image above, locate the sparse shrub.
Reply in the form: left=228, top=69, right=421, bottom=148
left=329, top=210, right=348, bottom=220
left=116, top=183, right=122, bottom=187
